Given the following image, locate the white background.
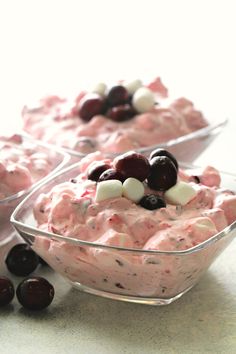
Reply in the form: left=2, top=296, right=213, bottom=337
left=0, top=0, right=235, bottom=170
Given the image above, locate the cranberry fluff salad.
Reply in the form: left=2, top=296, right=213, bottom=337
left=32, top=149, right=236, bottom=298
left=0, top=134, right=54, bottom=199
left=22, top=77, right=208, bottom=154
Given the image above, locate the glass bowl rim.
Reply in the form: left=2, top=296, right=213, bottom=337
left=0, top=133, right=70, bottom=204
left=10, top=159, right=236, bottom=256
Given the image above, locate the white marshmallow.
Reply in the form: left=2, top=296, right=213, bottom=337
left=122, top=178, right=145, bottom=203
left=91, top=82, right=107, bottom=97
left=165, top=181, right=197, bottom=206
left=132, top=87, right=155, bottom=113
left=95, top=180, right=123, bottom=202
left=123, top=79, right=143, bottom=95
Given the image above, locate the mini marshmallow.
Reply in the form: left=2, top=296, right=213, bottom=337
left=122, top=177, right=145, bottom=203
left=91, top=82, right=107, bottom=97
left=95, top=180, right=123, bottom=202
left=165, top=181, right=197, bottom=206
left=132, top=87, right=155, bottom=113
left=123, top=79, right=143, bottom=95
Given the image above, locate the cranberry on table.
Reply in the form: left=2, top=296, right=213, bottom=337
left=16, top=276, right=54, bottom=311
left=139, top=194, right=166, bottom=210
left=113, top=151, right=151, bottom=182
left=107, top=104, right=136, bottom=122
left=87, top=162, right=111, bottom=181
left=147, top=156, right=177, bottom=191
left=0, top=276, right=15, bottom=307
left=5, top=243, right=39, bottom=276
left=106, top=85, right=129, bottom=107
left=78, top=93, right=106, bottom=121
left=149, top=148, right=178, bottom=170
left=98, top=168, right=126, bottom=183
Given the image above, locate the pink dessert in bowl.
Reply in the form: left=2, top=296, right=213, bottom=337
left=22, top=77, right=226, bottom=162
left=11, top=150, right=236, bottom=305
left=0, top=134, right=69, bottom=248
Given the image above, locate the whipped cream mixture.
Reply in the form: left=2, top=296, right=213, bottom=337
left=22, top=78, right=208, bottom=154
left=0, top=134, right=54, bottom=199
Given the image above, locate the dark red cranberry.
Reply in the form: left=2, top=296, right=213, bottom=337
left=5, top=243, right=39, bottom=276
left=78, top=93, right=106, bottom=121
left=107, top=104, right=136, bottom=122
left=98, top=168, right=126, bottom=183
left=0, top=277, right=15, bottom=307
left=147, top=156, right=177, bottom=191
left=107, top=85, right=129, bottom=107
left=149, top=148, right=178, bottom=170
left=87, top=162, right=110, bottom=181
left=113, top=151, right=151, bottom=182
left=139, top=194, right=166, bottom=210
left=16, top=276, right=54, bottom=311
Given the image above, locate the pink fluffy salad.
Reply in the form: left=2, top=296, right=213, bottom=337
left=33, top=149, right=236, bottom=252
left=0, top=134, right=54, bottom=199
left=22, top=77, right=208, bottom=154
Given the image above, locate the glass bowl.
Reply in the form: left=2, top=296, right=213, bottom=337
left=11, top=161, right=236, bottom=305
left=0, top=134, right=70, bottom=248
left=65, top=118, right=227, bottom=162
left=22, top=83, right=227, bottom=163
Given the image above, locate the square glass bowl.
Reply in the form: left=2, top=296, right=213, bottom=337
left=0, top=135, right=70, bottom=248
left=11, top=161, right=236, bottom=305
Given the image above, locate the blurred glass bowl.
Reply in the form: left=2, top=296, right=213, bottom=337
left=11, top=161, right=236, bottom=305
left=0, top=135, right=70, bottom=248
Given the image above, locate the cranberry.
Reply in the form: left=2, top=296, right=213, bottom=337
left=0, top=276, right=15, bottom=307
left=98, top=168, right=126, bottom=183
left=113, top=151, right=151, bottom=182
left=107, top=85, right=129, bottom=107
left=147, top=156, right=177, bottom=191
left=16, top=277, right=54, bottom=311
left=87, top=162, right=110, bottom=181
left=78, top=93, right=106, bottom=121
left=107, top=104, right=136, bottom=122
left=5, top=243, right=39, bottom=276
left=139, top=194, right=166, bottom=210
left=149, top=148, right=178, bottom=170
